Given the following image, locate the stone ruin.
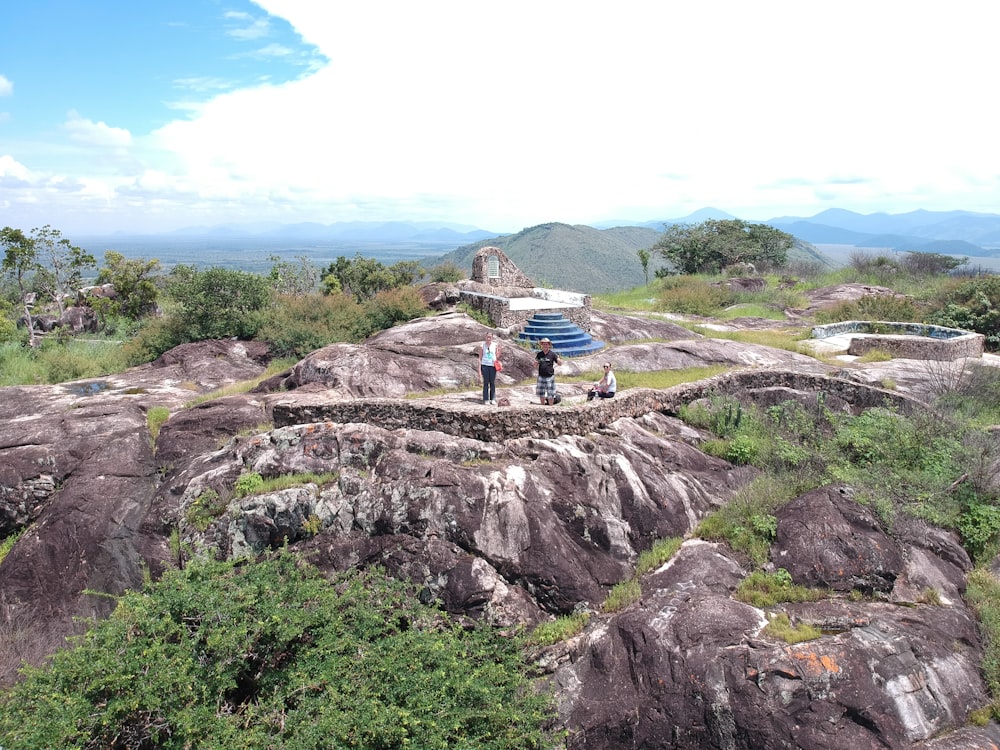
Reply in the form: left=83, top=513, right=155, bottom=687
left=456, top=245, right=593, bottom=333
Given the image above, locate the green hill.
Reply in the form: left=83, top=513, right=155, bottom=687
left=433, top=222, right=835, bottom=294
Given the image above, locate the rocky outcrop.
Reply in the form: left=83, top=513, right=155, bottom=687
left=1, top=309, right=999, bottom=748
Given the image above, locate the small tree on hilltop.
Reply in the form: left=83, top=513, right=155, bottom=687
left=653, top=219, right=793, bottom=275
left=1, top=226, right=39, bottom=346
left=30, top=225, right=96, bottom=316
left=94, top=251, right=162, bottom=321
left=637, top=247, right=651, bottom=285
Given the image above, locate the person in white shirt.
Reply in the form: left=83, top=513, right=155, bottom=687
left=477, top=332, right=501, bottom=405
left=587, top=362, right=617, bottom=400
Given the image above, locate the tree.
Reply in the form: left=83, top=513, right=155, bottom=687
left=267, top=254, right=321, bottom=295
left=322, top=254, right=424, bottom=302
left=1, top=226, right=39, bottom=346
left=94, top=251, right=161, bottom=320
left=30, top=225, right=96, bottom=316
left=637, top=248, right=651, bottom=285
left=653, top=219, right=793, bottom=275
left=167, top=265, right=271, bottom=341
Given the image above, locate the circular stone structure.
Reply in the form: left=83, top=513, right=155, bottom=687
left=811, top=320, right=985, bottom=361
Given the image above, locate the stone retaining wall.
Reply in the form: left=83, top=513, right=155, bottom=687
left=273, top=370, right=922, bottom=442
left=457, top=289, right=593, bottom=332
left=812, top=321, right=985, bottom=361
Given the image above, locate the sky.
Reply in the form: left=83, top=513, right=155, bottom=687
left=1, top=1, right=998, bottom=237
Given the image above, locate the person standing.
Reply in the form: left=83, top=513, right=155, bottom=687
left=477, top=332, right=500, bottom=405
left=587, top=362, right=617, bottom=400
left=534, top=337, right=561, bottom=405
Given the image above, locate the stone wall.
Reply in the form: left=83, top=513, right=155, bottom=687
left=273, top=370, right=922, bottom=441
left=456, top=287, right=594, bottom=333
left=812, top=320, right=985, bottom=361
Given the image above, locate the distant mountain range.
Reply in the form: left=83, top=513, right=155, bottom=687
left=615, top=207, right=1000, bottom=255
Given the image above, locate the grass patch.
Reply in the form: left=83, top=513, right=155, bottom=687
left=601, top=578, right=641, bottom=613
left=0, top=528, right=25, bottom=565
left=967, top=569, right=1000, bottom=704
left=529, top=612, right=590, bottom=646
left=233, top=471, right=338, bottom=499
left=761, top=612, right=822, bottom=644
left=695, top=474, right=800, bottom=565
left=635, top=537, right=683, bottom=576
left=613, top=365, right=729, bottom=390
left=0, top=338, right=131, bottom=386
left=718, top=303, right=787, bottom=321
left=184, top=358, right=296, bottom=407
left=734, top=569, right=826, bottom=608
left=146, top=406, right=170, bottom=444
left=593, top=283, right=663, bottom=311
left=856, top=348, right=894, bottom=363
left=688, top=326, right=809, bottom=354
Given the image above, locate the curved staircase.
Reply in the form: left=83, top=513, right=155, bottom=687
left=517, top=312, right=605, bottom=357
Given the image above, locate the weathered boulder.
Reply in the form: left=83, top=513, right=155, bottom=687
left=547, top=537, right=997, bottom=750
left=773, top=485, right=904, bottom=593
left=58, top=305, right=98, bottom=333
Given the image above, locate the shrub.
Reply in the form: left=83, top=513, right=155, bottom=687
left=927, top=276, right=1000, bottom=350
left=813, top=293, right=922, bottom=325
left=0, top=554, right=558, bottom=749
left=428, top=261, right=465, bottom=282
left=167, top=265, right=272, bottom=342
left=186, top=489, right=226, bottom=531
left=357, top=285, right=428, bottom=337
left=656, top=276, right=733, bottom=316
left=256, top=292, right=364, bottom=357
left=233, top=472, right=265, bottom=498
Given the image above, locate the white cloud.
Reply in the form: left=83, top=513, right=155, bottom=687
left=63, top=111, right=133, bottom=149
left=6, top=1, right=1000, bottom=235
left=0, top=154, right=33, bottom=183
left=0, top=74, right=12, bottom=97
left=224, top=11, right=271, bottom=40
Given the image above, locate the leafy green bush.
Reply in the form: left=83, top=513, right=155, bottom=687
left=233, top=471, right=265, bottom=498
left=927, top=276, right=1000, bottom=350
left=0, top=554, right=558, bottom=749
left=167, top=265, right=272, bottom=342
left=428, top=261, right=465, bottom=282
left=355, top=285, right=428, bottom=338
left=255, top=292, right=364, bottom=358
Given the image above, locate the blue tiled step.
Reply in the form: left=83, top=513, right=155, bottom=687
left=517, top=312, right=605, bottom=358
